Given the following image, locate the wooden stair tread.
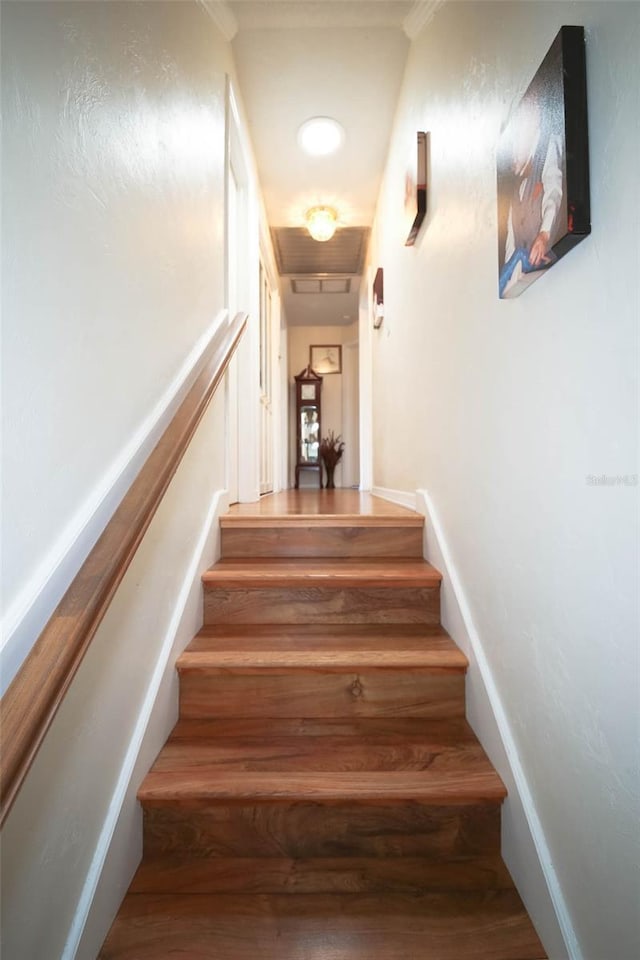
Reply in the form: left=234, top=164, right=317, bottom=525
left=98, top=891, right=547, bottom=960
left=224, top=491, right=422, bottom=520
left=192, top=622, right=448, bottom=636
left=180, top=628, right=467, bottom=670
left=149, top=729, right=498, bottom=779
left=129, top=854, right=515, bottom=894
left=220, top=515, right=424, bottom=528
left=160, top=716, right=482, bottom=750
left=140, top=719, right=505, bottom=803
left=169, top=716, right=474, bottom=739
left=202, top=559, right=441, bottom=589
left=139, top=767, right=506, bottom=805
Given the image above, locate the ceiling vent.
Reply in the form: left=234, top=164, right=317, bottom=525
left=291, top=277, right=352, bottom=294
left=272, top=227, right=369, bottom=276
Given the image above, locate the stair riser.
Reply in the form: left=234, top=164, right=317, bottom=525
left=151, top=740, right=486, bottom=773
left=204, top=586, right=440, bottom=625
left=143, top=803, right=501, bottom=860
left=179, top=670, right=464, bottom=719
left=130, top=856, right=513, bottom=895
left=221, top=527, right=424, bottom=559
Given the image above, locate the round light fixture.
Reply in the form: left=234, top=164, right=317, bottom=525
left=305, top=206, right=338, bottom=243
left=297, top=117, right=345, bottom=157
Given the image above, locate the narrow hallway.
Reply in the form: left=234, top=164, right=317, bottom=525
left=2, top=3, right=637, bottom=959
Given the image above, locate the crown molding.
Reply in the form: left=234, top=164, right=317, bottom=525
left=197, top=0, right=238, bottom=42
left=403, top=0, right=445, bottom=40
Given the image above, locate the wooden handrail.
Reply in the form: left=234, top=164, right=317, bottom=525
left=0, top=312, right=248, bottom=826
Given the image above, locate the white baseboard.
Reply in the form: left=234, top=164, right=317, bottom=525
left=371, top=485, right=418, bottom=512
left=415, top=488, right=579, bottom=960
left=1, top=310, right=228, bottom=696
left=65, top=486, right=229, bottom=960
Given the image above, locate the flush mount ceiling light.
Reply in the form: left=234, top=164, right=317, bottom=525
left=305, top=206, right=338, bottom=243
left=297, top=117, right=345, bottom=157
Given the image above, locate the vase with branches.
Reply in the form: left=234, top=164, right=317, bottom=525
left=319, top=431, right=345, bottom=489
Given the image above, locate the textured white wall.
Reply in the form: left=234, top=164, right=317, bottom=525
left=1, top=0, right=232, bottom=683
left=0, top=3, right=263, bottom=957
left=1, top=393, right=229, bottom=960
left=369, top=3, right=639, bottom=958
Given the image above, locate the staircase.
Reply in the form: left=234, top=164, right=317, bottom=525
left=99, top=492, right=546, bottom=959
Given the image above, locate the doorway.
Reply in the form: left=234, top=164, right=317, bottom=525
left=259, top=260, right=274, bottom=494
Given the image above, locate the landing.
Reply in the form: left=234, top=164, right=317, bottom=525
left=226, top=490, right=418, bottom=520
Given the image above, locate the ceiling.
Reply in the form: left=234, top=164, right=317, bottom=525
left=223, top=0, right=421, bottom=326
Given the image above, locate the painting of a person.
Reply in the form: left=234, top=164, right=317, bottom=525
left=497, top=32, right=569, bottom=299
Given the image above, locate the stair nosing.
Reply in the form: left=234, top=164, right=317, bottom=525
left=193, top=623, right=451, bottom=637
left=220, top=516, right=424, bottom=529
left=138, top=770, right=507, bottom=805
left=178, top=627, right=468, bottom=672
left=202, top=559, right=442, bottom=590
left=177, top=659, right=466, bottom=673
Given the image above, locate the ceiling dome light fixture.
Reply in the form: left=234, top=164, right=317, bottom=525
left=297, top=117, right=345, bottom=157
left=305, top=206, right=338, bottom=243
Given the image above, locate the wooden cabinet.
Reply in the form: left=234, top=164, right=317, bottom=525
left=294, top=366, right=323, bottom=489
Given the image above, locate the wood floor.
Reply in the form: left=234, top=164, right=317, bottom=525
left=224, top=490, right=417, bottom=518
left=99, top=491, right=546, bottom=959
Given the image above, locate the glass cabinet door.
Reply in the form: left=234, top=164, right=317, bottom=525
left=300, top=405, right=320, bottom=462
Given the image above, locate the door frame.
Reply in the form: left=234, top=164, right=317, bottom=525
left=225, top=78, right=260, bottom=502
left=358, top=264, right=374, bottom=490
left=258, top=218, right=284, bottom=493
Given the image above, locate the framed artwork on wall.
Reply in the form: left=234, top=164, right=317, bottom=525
left=497, top=25, right=590, bottom=299
left=310, top=344, right=342, bottom=375
left=373, top=268, right=384, bottom=329
left=404, top=131, right=428, bottom=246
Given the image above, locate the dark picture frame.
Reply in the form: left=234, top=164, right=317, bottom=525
left=405, top=131, right=428, bottom=246
left=373, top=268, right=384, bottom=329
left=497, top=26, right=590, bottom=299
left=310, top=344, right=342, bottom=375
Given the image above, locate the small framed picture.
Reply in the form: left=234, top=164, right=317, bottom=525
left=310, top=345, right=342, bottom=375
left=404, top=131, right=428, bottom=246
left=373, top=267, right=384, bottom=329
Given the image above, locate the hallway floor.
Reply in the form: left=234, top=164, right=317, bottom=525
left=227, top=490, right=418, bottom=519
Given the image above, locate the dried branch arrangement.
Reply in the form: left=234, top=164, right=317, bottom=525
left=319, top=431, right=345, bottom=469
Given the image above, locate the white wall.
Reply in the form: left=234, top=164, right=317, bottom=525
left=341, top=339, right=360, bottom=488
left=368, top=3, right=639, bottom=959
left=288, top=322, right=359, bottom=488
left=0, top=3, right=264, bottom=957
left=1, top=393, right=229, bottom=960
left=1, top=0, right=233, bottom=685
